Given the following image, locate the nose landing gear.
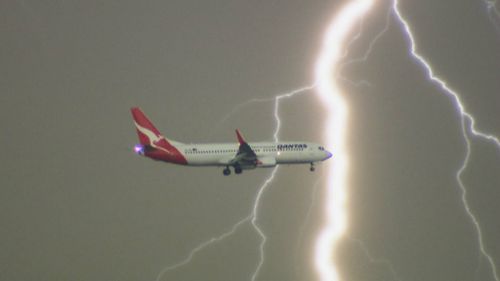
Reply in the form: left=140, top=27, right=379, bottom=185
left=223, top=167, right=231, bottom=176
left=310, top=162, right=315, bottom=172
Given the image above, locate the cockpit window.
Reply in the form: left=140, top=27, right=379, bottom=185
left=318, top=146, right=324, bottom=151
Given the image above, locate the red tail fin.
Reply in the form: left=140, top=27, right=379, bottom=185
left=130, top=107, right=164, bottom=145
left=130, top=107, right=187, bottom=165
left=235, top=129, right=247, bottom=144
left=130, top=107, right=177, bottom=151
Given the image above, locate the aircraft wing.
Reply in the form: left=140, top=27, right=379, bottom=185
left=229, top=129, right=258, bottom=167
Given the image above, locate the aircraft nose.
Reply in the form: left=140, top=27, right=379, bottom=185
left=324, top=151, right=332, bottom=160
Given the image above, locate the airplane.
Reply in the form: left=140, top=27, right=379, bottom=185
left=131, top=107, right=332, bottom=175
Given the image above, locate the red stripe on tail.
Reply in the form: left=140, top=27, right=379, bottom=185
left=130, top=107, right=187, bottom=165
left=235, top=129, right=246, bottom=144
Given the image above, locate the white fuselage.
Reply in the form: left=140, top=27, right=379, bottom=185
left=178, top=141, right=331, bottom=168
left=131, top=107, right=332, bottom=174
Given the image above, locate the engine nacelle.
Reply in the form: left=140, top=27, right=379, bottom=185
left=257, top=156, right=276, bottom=168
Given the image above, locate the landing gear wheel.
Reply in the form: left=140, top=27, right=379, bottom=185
left=223, top=167, right=231, bottom=176
left=234, top=166, right=242, bottom=174
left=310, top=163, right=315, bottom=172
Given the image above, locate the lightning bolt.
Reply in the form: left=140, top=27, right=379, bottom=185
left=154, top=86, right=314, bottom=281
left=347, top=237, right=402, bottom=281
left=211, top=85, right=316, bottom=137
left=392, top=1, right=500, bottom=280
left=483, top=0, right=500, bottom=33
left=336, top=5, right=392, bottom=88
left=313, top=0, right=500, bottom=280
left=294, top=178, right=323, bottom=279
left=295, top=178, right=323, bottom=254
left=313, top=1, right=374, bottom=281
left=249, top=167, right=278, bottom=281
left=250, top=84, right=317, bottom=281
left=156, top=1, right=499, bottom=280
left=339, top=5, right=392, bottom=73
left=154, top=215, right=250, bottom=281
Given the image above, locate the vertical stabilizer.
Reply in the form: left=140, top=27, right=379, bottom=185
left=131, top=107, right=163, bottom=146
left=130, top=107, right=187, bottom=164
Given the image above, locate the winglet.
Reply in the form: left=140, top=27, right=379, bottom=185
left=235, top=129, right=246, bottom=144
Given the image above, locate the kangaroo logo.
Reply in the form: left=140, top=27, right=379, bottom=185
left=133, top=121, right=173, bottom=155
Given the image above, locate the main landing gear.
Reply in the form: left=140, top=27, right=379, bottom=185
left=223, top=165, right=243, bottom=176
left=310, top=162, right=315, bottom=172
left=234, top=166, right=242, bottom=175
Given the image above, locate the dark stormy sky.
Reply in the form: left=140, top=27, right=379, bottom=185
left=1, top=0, right=499, bottom=281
